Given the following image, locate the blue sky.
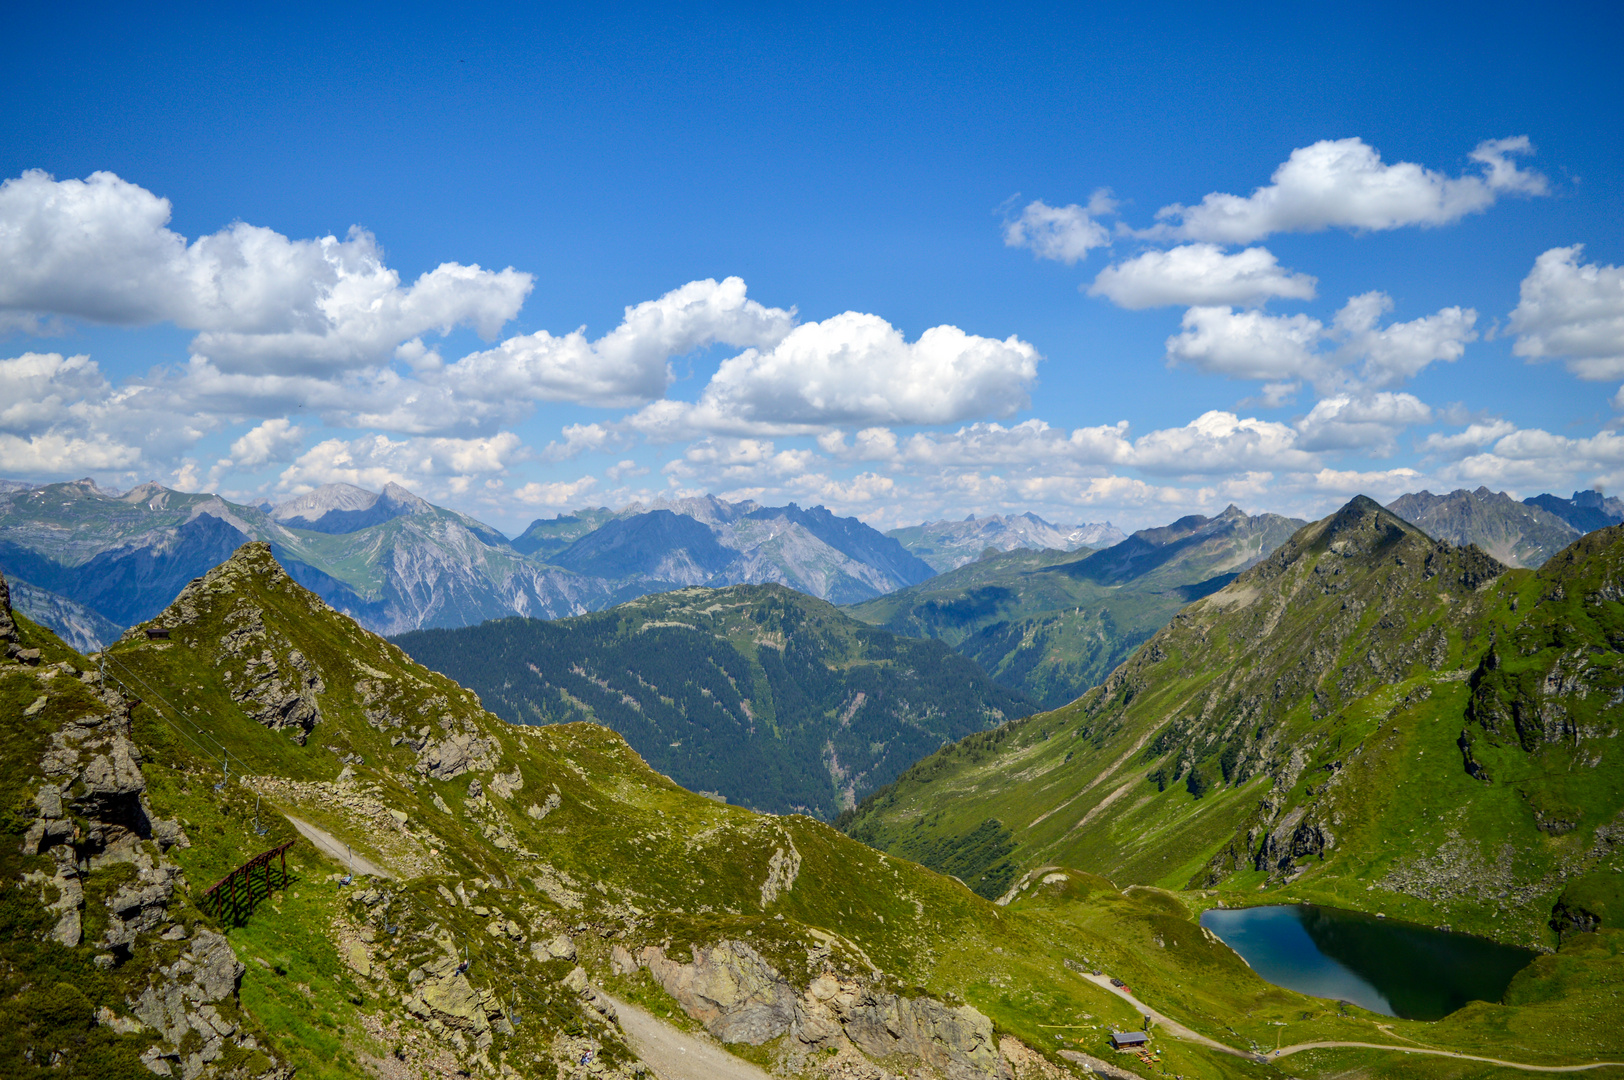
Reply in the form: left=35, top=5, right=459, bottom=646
left=2, top=2, right=1621, bottom=532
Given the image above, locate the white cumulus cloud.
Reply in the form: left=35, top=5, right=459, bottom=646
left=276, top=431, right=525, bottom=494
left=1508, top=245, right=1624, bottom=381
left=513, top=477, right=600, bottom=507
left=1331, top=293, right=1477, bottom=387
left=1168, top=293, right=1477, bottom=389
left=630, top=312, right=1040, bottom=438
left=1294, top=392, right=1432, bottom=453
left=440, top=276, right=795, bottom=409
left=0, top=170, right=533, bottom=374
left=1420, top=420, right=1518, bottom=458
left=1166, top=306, right=1326, bottom=382
left=225, top=418, right=305, bottom=469
left=1002, top=192, right=1116, bottom=263
left=1152, top=136, right=1547, bottom=244
left=1088, top=244, right=1317, bottom=309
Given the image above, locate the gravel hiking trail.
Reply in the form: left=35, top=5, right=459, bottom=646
left=282, top=813, right=391, bottom=879
left=599, top=992, right=773, bottom=1080
left=1079, top=971, right=1624, bottom=1073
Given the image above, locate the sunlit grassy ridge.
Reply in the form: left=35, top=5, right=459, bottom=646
left=6, top=531, right=1622, bottom=1079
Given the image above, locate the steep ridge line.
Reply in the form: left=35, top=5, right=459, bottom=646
left=1079, top=972, right=1624, bottom=1073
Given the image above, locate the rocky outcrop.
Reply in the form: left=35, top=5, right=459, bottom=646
left=0, top=568, right=18, bottom=644
left=404, top=952, right=511, bottom=1053
left=131, top=930, right=250, bottom=1074
left=7, top=590, right=276, bottom=1078
left=1255, top=807, right=1335, bottom=875
left=631, top=939, right=1006, bottom=1079
left=642, top=940, right=801, bottom=1045
left=21, top=671, right=190, bottom=949
left=218, top=602, right=325, bottom=743
left=416, top=729, right=498, bottom=780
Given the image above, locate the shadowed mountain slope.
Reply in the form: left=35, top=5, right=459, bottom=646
left=393, top=584, right=1034, bottom=819
left=1525, top=489, right=1624, bottom=534
left=848, top=505, right=1303, bottom=709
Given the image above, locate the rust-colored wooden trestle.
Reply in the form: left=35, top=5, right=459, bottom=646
left=201, top=838, right=296, bottom=921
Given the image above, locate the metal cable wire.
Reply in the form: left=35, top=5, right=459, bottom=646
left=99, top=651, right=255, bottom=777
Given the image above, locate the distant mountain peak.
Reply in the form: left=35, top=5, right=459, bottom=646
left=379, top=481, right=433, bottom=513
left=270, top=482, right=380, bottom=520
left=1388, top=488, right=1582, bottom=568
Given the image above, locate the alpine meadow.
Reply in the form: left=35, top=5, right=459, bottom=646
left=4, top=5, right=1624, bottom=1080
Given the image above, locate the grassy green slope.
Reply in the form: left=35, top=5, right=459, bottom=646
left=842, top=499, right=1624, bottom=949
left=848, top=506, right=1303, bottom=709
left=392, top=584, right=1035, bottom=819
left=0, top=545, right=1312, bottom=1079
left=7, top=541, right=1622, bottom=1079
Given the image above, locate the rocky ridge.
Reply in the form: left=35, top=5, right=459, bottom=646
left=8, top=543, right=1151, bottom=1080
left=4, top=579, right=286, bottom=1078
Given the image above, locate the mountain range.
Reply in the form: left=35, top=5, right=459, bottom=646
left=0, top=481, right=935, bottom=647
left=841, top=498, right=1624, bottom=961
left=1386, top=486, right=1583, bottom=567
left=847, top=505, right=1305, bottom=709
left=4, top=521, right=1620, bottom=1079
left=1383, top=486, right=1624, bottom=569
left=393, top=584, right=1034, bottom=819
left=1525, top=488, right=1624, bottom=533
left=884, top=513, right=1126, bottom=572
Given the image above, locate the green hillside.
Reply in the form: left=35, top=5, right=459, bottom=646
left=392, top=584, right=1034, bottom=819
left=4, top=542, right=1622, bottom=1080
left=841, top=499, right=1624, bottom=947
left=848, top=505, right=1303, bottom=709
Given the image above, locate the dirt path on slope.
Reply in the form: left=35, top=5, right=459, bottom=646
left=1076, top=972, right=1258, bottom=1061
left=1077, top=972, right=1624, bottom=1073
left=598, top=992, right=773, bottom=1080
left=1271, top=1041, right=1624, bottom=1072
left=283, top=814, right=391, bottom=879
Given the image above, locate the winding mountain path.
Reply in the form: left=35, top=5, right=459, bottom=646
left=1077, top=971, right=1624, bottom=1073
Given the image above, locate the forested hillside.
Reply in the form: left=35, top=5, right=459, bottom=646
left=394, top=584, right=1034, bottom=818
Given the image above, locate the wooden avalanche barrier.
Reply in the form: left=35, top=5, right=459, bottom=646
left=201, top=838, right=296, bottom=921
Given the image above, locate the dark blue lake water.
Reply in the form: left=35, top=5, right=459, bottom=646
left=1199, top=904, right=1535, bottom=1021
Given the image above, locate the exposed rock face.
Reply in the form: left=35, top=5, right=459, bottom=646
left=219, top=604, right=325, bottom=743
left=0, top=568, right=18, bottom=644
left=404, top=952, right=509, bottom=1054
left=134, top=544, right=331, bottom=743
left=132, top=930, right=246, bottom=1043
left=633, top=939, right=1005, bottom=1079
left=1255, top=807, right=1335, bottom=874
left=21, top=674, right=190, bottom=949
left=642, top=940, right=801, bottom=1045
left=759, top=841, right=802, bottom=906
left=417, top=729, right=498, bottom=780
left=5, top=574, right=277, bottom=1079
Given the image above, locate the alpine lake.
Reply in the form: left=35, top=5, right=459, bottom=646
left=1199, top=904, right=1536, bottom=1021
